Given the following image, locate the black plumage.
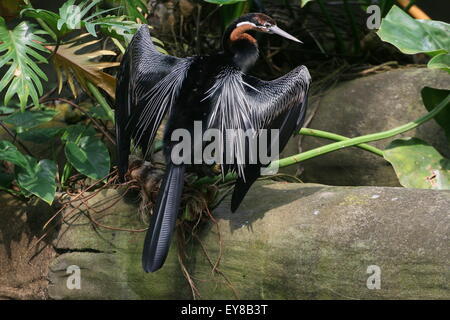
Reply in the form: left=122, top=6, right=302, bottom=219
left=115, top=13, right=311, bottom=272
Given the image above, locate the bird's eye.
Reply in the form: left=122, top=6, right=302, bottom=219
left=264, top=23, right=271, bottom=28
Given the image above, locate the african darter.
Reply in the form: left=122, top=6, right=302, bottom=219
left=115, top=13, right=311, bottom=272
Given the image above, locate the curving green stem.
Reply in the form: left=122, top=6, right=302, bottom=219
left=271, top=93, right=450, bottom=169
left=298, top=128, right=384, bottom=156
left=193, top=128, right=383, bottom=186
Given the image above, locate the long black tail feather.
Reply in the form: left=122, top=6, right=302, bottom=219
left=142, top=163, right=185, bottom=272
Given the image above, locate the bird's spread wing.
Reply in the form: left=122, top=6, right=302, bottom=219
left=243, top=65, right=311, bottom=148
left=205, top=65, right=311, bottom=211
left=115, top=25, right=191, bottom=180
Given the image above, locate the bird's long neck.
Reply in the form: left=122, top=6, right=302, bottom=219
left=223, top=24, right=259, bottom=72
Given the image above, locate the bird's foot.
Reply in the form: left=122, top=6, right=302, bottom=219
left=129, top=160, right=164, bottom=199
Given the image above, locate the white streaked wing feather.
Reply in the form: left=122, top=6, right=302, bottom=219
left=204, top=65, right=311, bottom=179
left=204, top=67, right=259, bottom=178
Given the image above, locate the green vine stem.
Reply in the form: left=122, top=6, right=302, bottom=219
left=299, top=128, right=383, bottom=156
left=272, top=93, right=450, bottom=169
left=86, top=81, right=115, bottom=123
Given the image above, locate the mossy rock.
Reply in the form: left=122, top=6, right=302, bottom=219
left=47, top=182, right=450, bottom=299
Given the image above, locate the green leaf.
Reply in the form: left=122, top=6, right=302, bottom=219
left=384, top=137, right=450, bottom=190
left=24, top=0, right=118, bottom=38
left=58, top=0, right=82, bottom=30
left=21, top=8, right=69, bottom=38
left=0, top=18, right=49, bottom=109
left=3, top=109, right=58, bottom=132
left=84, top=21, right=97, bottom=37
left=23, top=0, right=140, bottom=52
left=84, top=7, right=121, bottom=22
left=61, top=124, right=96, bottom=143
left=121, top=0, right=148, bottom=23
left=16, top=157, right=57, bottom=204
left=95, top=16, right=140, bottom=44
left=62, top=0, right=124, bottom=38
left=64, top=135, right=110, bottom=180
left=17, top=127, right=64, bottom=143
left=428, top=53, right=450, bottom=72
left=377, top=6, right=450, bottom=72
left=0, top=105, right=17, bottom=114
left=0, top=140, right=29, bottom=168
left=421, top=87, right=450, bottom=141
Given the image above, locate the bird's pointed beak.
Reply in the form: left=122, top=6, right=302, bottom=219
left=269, top=26, right=303, bottom=43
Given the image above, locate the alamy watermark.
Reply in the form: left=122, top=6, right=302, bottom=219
left=66, top=265, right=81, bottom=290
left=61, top=5, right=82, bottom=30
left=366, top=265, right=381, bottom=290
left=170, top=121, right=280, bottom=175
left=366, top=5, right=381, bottom=29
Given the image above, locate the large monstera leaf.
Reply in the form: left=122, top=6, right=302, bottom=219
left=46, top=33, right=119, bottom=99
left=0, top=17, right=49, bottom=109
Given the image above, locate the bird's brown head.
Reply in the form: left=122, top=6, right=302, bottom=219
left=223, top=13, right=302, bottom=50
left=223, top=13, right=301, bottom=71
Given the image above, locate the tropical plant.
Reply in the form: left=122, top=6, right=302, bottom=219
left=0, top=0, right=152, bottom=204
left=377, top=5, right=450, bottom=72
left=1, top=0, right=449, bottom=209
left=0, top=18, right=49, bottom=109
left=376, top=6, right=450, bottom=188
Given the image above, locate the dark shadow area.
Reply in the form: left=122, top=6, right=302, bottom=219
left=216, top=183, right=325, bottom=231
